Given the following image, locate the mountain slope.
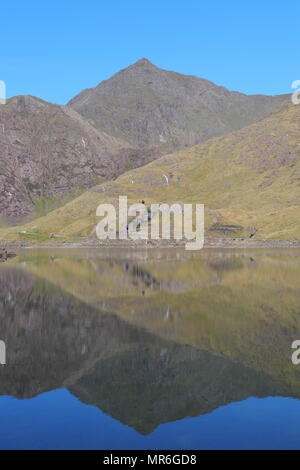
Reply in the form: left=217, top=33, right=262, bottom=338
left=0, top=95, right=161, bottom=222
left=3, top=103, right=299, bottom=242
left=69, top=58, right=290, bottom=149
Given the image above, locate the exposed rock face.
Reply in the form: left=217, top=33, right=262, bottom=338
left=69, top=58, right=290, bottom=149
left=0, top=95, right=161, bottom=221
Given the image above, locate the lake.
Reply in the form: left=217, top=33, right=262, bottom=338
left=0, top=248, right=300, bottom=450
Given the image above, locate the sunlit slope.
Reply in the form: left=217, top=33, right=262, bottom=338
left=1, top=104, right=300, bottom=241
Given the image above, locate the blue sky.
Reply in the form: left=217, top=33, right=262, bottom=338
left=0, top=0, right=298, bottom=103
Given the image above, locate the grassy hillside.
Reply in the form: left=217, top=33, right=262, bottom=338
left=1, top=104, right=300, bottom=242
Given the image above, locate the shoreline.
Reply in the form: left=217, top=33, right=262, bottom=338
left=2, top=238, right=300, bottom=250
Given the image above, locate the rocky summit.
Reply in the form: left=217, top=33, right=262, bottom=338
left=69, top=58, right=289, bottom=149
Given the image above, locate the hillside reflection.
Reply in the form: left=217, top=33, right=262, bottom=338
left=1, top=248, right=300, bottom=434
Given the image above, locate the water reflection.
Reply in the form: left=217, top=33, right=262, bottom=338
left=0, top=249, right=300, bottom=438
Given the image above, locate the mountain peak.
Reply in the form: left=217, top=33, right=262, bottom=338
left=131, top=58, right=156, bottom=68
left=6, top=94, right=54, bottom=112
left=69, top=60, right=290, bottom=149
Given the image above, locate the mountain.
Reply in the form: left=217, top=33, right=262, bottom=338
left=5, top=103, right=299, bottom=242
left=0, top=60, right=291, bottom=225
left=0, top=95, right=162, bottom=222
left=69, top=58, right=290, bottom=149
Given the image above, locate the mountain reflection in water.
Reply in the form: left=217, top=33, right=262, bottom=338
left=0, top=248, right=300, bottom=448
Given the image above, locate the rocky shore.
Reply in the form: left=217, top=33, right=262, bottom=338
left=2, top=238, right=300, bottom=251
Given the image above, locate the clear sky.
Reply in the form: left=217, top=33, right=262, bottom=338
left=1, top=0, right=298, bottom=104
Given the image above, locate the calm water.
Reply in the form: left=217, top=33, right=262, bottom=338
left=1, top=248, right=300, bottom=449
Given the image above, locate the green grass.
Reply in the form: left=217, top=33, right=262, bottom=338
left=1, top=104, right=300, bottom=242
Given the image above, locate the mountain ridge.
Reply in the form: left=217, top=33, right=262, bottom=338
left=68, top=58, right=290, bottom=149
left=0, top=59, right=295, bottom=235
left=0, top=94, right=164, bottom=222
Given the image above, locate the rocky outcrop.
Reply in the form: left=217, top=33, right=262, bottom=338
left=0, top=96, right=162, bottom=221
